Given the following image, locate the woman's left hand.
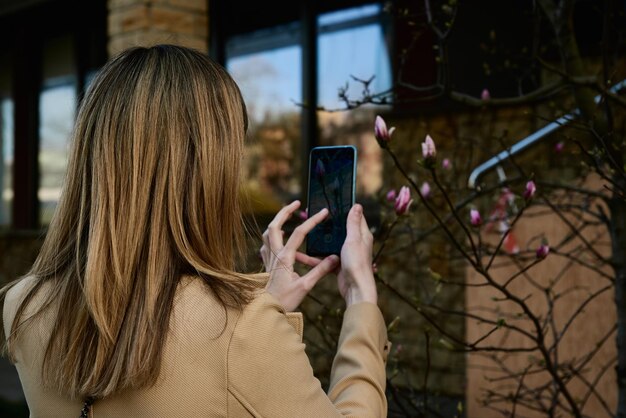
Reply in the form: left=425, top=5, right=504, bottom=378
left=260, top=201, right=339, bottom=312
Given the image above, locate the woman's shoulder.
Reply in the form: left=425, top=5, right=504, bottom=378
left=3, top=276, right=40, bottom=313
left=4, top=275, right=38, bottom=300
left=175, top=274, right=270, bottom=312
left=170, top=275, right=252, bottom=339
left=172, top=275, right=291, bottom=338
left=229, top=290, right=305, bottom=344
left=2, top=275, right=41, bottom=338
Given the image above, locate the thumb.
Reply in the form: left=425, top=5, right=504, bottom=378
left=301, top=255, right=340, bottom=291
left=346, top=204, right=363, bottom=241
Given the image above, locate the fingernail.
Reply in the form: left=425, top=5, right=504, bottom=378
left=354, top=204, right=362, bottom=214
left=319, top=208, right=329, bottom=215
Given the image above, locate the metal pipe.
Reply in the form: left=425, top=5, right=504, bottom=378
left=468, top=79, right=626, bottom=189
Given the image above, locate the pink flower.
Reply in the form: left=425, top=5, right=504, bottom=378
left=386, top=189, right=397, bottom=202
left=298, top=210, right=308, bottom=220
left=555, top=142, right=564, bottom=153
left=523, top=180, right=536, bottom=201
left=394, top=186, right=413, bottom=216
left=421, top=134, right=436, bottom=162
left=481, top=88, right=491, bottom=100
left=374, top=115, right=395, bottom=145
left=420, top=181, right=431, bottom=198
left=536, top=243, right=550, bottom=259
left=470, top=209, right=482, bottom=226
left=442, top=158, right=451, bottom=170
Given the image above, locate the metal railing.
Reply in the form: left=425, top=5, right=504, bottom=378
left=468, top=79, right=626, bottom=189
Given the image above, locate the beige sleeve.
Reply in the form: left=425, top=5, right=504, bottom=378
left=227, top=292, right=389, bottom=418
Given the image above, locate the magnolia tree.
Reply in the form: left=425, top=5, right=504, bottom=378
left=366, top=111, right=620, bottom=417
left=296, top=1, right=626, bottom=417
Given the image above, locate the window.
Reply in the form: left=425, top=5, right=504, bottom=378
left=0, top=51, right=13, bottom=227
left=317, top=4, right=391, bottom=110
left=0, top=0, right=106, bottom=229
left=222, top=2, right=392, bottom=207
left=317, top=4, right=391, bottom=196
left=227, top=25, right=303, bottom=212
left=39, top=35, right=77, bottom=225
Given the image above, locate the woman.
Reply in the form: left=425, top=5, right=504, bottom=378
left=1, top=45, right=389, bottom=417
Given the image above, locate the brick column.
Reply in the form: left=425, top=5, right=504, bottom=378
left=107, top=0, right=208, bottom=58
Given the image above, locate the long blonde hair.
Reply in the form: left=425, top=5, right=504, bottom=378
left=1, top=45, right=263, bottom=399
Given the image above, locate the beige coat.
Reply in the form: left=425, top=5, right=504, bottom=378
left=3, top=276, right=390, bottom=417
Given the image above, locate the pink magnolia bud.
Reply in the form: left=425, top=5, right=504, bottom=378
left=523, top=180, right=536, bottom=201
left=386, top=189, right=397, bottom=202
left=536, top=243, right=550, bottom=259
left=470, top=209, right=482, bottom=226
left=481, top=88, right=491, bottom=100
left=394, top=186, right=413, bottom=216
left=298, top=210, right=308, bottom=220
left=421, top=134, right=436, bottom=162
left=374, top=115, right=395, bottom=145
left=420, top=181, right=431, bottom=198
left=442, top=158, right=451, bottom=170
left=555, top=142, right=564, bottom=153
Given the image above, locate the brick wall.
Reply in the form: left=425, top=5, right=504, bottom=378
left=466, top=175, right=616, bottom=417
left=108, top=0, right=208, bottom=57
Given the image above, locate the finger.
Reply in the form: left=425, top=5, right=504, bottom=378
left=359, top=210, right=373, bottom=245
left=284, top=208, right=329, bottom=251
left=295, top=251, right=323, bottom=267
left=345, top=204, right=363, bottom=241
left=300, top=255, right=340, bottom=292
left=260, top=244, right=270, bottom=266
left=267, top=201, right=301, bottom=250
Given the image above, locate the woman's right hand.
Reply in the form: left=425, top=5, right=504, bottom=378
left=337, top=204, right=378, bottom=307
left=261, top=201, right=340, bottom=312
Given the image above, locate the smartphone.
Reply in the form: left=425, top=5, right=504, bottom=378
left=306, top=145, right=357, bottom=256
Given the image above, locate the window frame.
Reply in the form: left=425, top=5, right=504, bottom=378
left=212, top=1, right=391, bottom=201
left=0, top=0, right=107, bottom=230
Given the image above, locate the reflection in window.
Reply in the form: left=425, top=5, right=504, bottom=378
left=228, top=39, right=302, bottom=212
left=39, top=83, right=76, bottom=225
left=0, top=49, right=12, bottom=227
left=39, top=35, right=77, bottom=225
left=1, top=99, right=13, bottom=227
left=318, top=4, right=392, bottom=197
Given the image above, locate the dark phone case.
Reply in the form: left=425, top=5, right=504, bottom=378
left=305, top=146, right=357, bottom=257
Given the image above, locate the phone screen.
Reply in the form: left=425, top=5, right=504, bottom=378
left=306, top=146, right=357, bottom=256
